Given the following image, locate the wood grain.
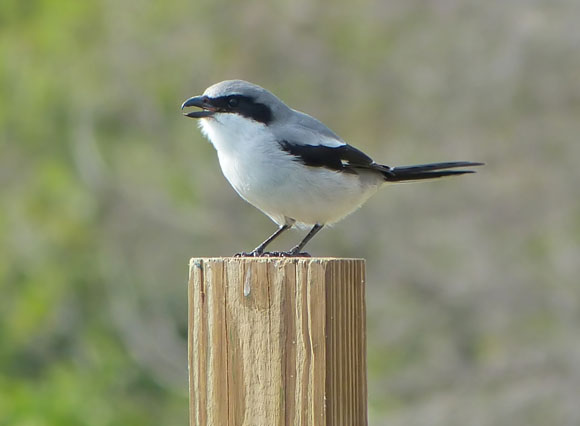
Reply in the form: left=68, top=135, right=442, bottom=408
left=188, top=257, right=367, bottom=426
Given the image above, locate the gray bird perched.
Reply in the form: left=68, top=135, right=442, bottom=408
left=182, top=80, right=482, bottom=257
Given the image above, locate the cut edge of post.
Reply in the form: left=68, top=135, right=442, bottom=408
left=188, top=256, right=366, bottom=264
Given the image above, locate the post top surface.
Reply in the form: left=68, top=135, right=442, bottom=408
left=189, top=257, right=366, bottom=267
left=190, top=256, right=365, bottom=261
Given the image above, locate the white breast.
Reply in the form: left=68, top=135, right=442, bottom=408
left=199, top=115, right=383, bottom=227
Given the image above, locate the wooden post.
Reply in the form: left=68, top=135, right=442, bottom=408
left=188, top=257, right=367, bottom=426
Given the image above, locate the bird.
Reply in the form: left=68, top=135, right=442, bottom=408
left=181, top=80, right=482, bottom=257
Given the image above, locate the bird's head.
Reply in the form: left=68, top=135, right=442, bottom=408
left=181, top=80, right=291, bottom=127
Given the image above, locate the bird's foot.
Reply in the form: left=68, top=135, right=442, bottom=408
left=233, top=251, right=311, bottom=258
left=233, top=251, right=261, bottom=257
left=263, top=251, right=311, bottom=257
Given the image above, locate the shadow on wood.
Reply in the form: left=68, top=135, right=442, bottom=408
left=188, top=257, right=367, bottom=426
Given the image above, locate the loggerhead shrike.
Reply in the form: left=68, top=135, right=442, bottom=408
left=182, top=80, right=482, bottom=257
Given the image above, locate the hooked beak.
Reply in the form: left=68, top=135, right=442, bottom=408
left=181, top=96, right=215, bottom=118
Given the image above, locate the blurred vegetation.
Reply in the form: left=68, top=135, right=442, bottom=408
left=1, top=0, right=579, bottom=425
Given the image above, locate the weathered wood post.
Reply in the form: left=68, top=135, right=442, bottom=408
left=188, top=257, right=367, bottom=426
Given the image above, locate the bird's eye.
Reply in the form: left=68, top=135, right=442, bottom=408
left=228, top=97, right=239, bottom=108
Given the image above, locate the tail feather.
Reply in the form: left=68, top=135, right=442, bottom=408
left=381, top=161, right=484, bottom=182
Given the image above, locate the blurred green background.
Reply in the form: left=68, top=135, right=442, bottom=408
left=1, top=0, right=579, bottom=424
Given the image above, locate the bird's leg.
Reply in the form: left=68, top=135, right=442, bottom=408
left=286, top=224, right=324, bottom=257
left=252, top=224, right=290, bottom=255
left=235, top=224, right=291, bottom=257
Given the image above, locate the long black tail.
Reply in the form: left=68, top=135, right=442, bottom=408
left=381, top=161, right=484, bottom=182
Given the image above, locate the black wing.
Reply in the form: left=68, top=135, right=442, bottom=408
left=277, top=140, right=483, bottom=180
left=278, top=140, right=378, bottom=173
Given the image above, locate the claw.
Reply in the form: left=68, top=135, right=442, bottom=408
left=284, top=251, right=311, bottom=258
left=234, top=251, right=261, bottom=257
left=233, top=251, right=311, bottom=258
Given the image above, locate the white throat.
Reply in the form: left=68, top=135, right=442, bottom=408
left=199, top=114, right=271, bottom=156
